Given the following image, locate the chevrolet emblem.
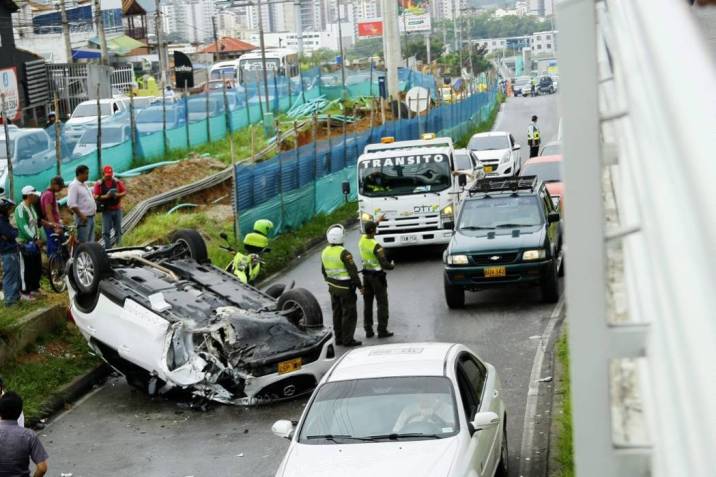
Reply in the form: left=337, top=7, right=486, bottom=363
left=489, top=256, right=501, bottom=261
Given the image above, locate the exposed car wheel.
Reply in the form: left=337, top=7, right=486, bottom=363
left=72, top=242, right=110, bottom=295
left=541, top=260, right=560, bottom=303
left=277, top=288, right=323, bottom=328
left=264, top=283, right=286, bottom=299
left=48, top=254, right=67, bottom=293
left=496, top=426, right=509, bottom=477
left=444, top=275, right=465, bottom=309
left=170, top=229, right=208, bottom=263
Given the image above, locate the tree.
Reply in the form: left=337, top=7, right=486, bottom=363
left=404, top=35, right=445, bottom=63
left=347, top=38, right=384, bottom=60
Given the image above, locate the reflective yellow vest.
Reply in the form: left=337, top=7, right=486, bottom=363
left=233, top=252, right=261, bottom=284
left=322, top=246, right=350, bottom=282
left=359, top=235, right=381, bottom=271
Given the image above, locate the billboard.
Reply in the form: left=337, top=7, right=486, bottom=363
left=398, top=0, right=432, bottom=33
left=357, top=20, right=384, bottom=39
left=0, top=67, right=20, bottom=122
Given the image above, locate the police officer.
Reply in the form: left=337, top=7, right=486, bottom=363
left=231, top=219, right=274, bottom=285
left=321, top=224, right=363, bottom=347
left=359, top=220, right=394, bottom=338
left=527, top=115, right=541, bottom=158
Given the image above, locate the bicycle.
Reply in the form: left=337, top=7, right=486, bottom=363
left=47, top=225, right=77, bottom=293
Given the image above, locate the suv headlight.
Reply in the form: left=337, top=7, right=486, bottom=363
left=500, top=151, right=511, bottom=164
left=447, top=254, right=469, bottom=265
left=360, top=212, right=373, bottom=222
left=522, top=249, right=546, bottom=261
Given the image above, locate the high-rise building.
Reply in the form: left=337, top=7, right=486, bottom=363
left=162, top=0, right=215, bottom=43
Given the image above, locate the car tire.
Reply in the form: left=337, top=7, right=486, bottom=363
left=264, top=282, right=286, bottom=299
left=277, top=287, right=323, bottom=328
left=72, top=242, right=110, bottom=296
left=558, top=250, right=565, bottom=277
left=170, top=229, right=209, bottom=263
left=444, top=275, right=465, bottom=309
left=541, top=260, right=560, bottom=303
left=496, top=425, right=509, bottom=477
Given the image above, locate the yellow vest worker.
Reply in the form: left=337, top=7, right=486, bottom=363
left=358, top=220, right=395, bottom=338
left=321, top=224, right=363, bottom=347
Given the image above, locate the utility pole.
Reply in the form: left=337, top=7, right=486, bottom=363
left=425, top=32, right=431, bottom=66
left=93, top=0, right=109, bottom=64
left=256, top=0, right=271, bottom=113
left=59, top=0, right=73, bottom=63
left=381, top=0, right=400, bottom=101
left=1, top=94, right=14, bottom=199
left=154, top=0, right=167, bottom=86
left=211, top=16, right=219, bottom=62
left=336, top=0, right=346, bottom=97
left=294, top=0, right=303, bottom=56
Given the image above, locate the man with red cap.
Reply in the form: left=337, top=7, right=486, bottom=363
left=93, top=165, right=126, bottom=248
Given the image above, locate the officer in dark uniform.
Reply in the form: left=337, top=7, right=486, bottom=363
left=359, top=220, right=394, bottom=338
left=321, top=224, right=363, bottom=347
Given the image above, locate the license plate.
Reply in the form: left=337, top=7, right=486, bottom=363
left=400, top=234, right=418, bottom=243
left=277, top=357, right=302, bottom=375
left=484, top=166, right=494, bottom=173
left=484, top=266, right=506, bottom=278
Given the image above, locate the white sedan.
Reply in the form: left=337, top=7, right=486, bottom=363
left=467, top=131, right=522, bottom=177
left=271, top=342, right=508, bottom=477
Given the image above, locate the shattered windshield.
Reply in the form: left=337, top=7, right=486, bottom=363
left=359, top=153, right=452, bottom=197
left=299, top=376, right=458, bottom=444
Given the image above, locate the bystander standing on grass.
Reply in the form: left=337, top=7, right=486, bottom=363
left=0, top=197, right=22, bottom=306
left=93, top=165, right=126, bottom=248
left=14, top=186, right=43, bottom=299
left=67, top=165, right=96, bottom=243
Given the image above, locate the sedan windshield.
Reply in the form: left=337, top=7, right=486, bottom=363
left=459, top=196, right=543, bottom=229
left=299, top=376, right=458, bottom=444
left=73, top=103, right=112, bottom=118
left=468, top=135, right=509, bottom=151
left=521, top=162, right=562, bottom=182
left=359, top=153, right=452, bottom=197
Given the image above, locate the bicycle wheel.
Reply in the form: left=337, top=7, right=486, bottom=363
left=48, top=254, right=67, bottom=293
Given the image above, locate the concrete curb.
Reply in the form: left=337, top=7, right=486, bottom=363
left=546, top=323, right=568, bottom=476
left=27, top=363, right=112, bottom=430
left=0, top=304, right=66, bottom=365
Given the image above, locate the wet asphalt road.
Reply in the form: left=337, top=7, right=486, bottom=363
left=41, top=94, right=562, bottom=477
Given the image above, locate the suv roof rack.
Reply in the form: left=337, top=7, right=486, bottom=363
left=469, top=175, right=539, bottom=195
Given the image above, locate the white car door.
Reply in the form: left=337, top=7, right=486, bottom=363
left=455, top=353, right=500, bottom=477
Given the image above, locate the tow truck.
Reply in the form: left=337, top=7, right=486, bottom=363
left=357, top=134, right=467, bottom=251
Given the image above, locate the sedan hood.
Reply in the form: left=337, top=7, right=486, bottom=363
left=472, top=149, right=508, bottom=162
left=449, top=226, right=545, bottom=254
left=66, top=116, right=106, bottom=127
left=281, top=439, right=459, bottom=477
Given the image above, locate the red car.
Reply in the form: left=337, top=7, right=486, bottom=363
left=520, top=155, right=564, bottom=208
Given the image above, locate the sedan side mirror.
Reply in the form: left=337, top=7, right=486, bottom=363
left=471, top=411, right=500, bottom=432
left=513, top=144, right=521, bottom=151
left=547, top=211, right=560, bottom=223
left=271, top=419, right=295, bottom=440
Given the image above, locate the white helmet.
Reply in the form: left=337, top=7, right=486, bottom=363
left=326, top=224, right=344, bottom=245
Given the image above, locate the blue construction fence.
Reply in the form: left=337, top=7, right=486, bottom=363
left=236, top=85, right=499, bottom=236
left=3, top=66, right=438, bottom=200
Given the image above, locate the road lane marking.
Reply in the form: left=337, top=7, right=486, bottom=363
left=519, top=297, right=565, bottom=477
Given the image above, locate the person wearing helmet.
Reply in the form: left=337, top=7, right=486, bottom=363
left=359, top=219, right=394, bottom=339
left=321, top=224, right=363, bottom=347
left=253, top=219, right=274, bottom=238
left=232, top=231, right=270, bottom=285
left=0, top=198, right=23, bottom=306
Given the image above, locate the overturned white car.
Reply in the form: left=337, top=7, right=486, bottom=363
left=66, top=230, right=336, bottom=405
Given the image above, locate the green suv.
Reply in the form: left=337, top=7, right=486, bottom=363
left=443, top=176, right=564, bottom=308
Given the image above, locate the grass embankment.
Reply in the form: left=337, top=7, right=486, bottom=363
left=455, top=92, right=505, bottom=148
left=554, top=327, right=575, bottom=477
left=0, top=280, right=67, bottom=337
left=1, top=323, right=100, bottom=421
left=123, top=201, right=358, bottom=278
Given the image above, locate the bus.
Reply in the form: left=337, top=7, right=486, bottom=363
left=209, top=60, right=240, bottom=81
left=237, top=48, right=300, bottom=84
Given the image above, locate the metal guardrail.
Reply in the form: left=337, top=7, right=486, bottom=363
left=558, top=0, right=716, bottom=476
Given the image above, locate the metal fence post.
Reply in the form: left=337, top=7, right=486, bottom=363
left=95, top=84, right=102, bottom=173
left=326, top=114, right=332, bottom=172
left=256, top=80, right=264, bottom=121
left=221, top=77, right=231, bottom=134
left=243, top=83, right=251, bottom=126
left=299, top=68, right=306, bottom=105
left=161, top=83, right=168, bottom=155
left=53, top=91, right=62, bottom=175
left=312, top=112, right=318, bottom=214
left=128, top=92, right=137, bottom=163
left=276, top=118, right=285, bottom=227
left=184, top=82, right=190, bottom=149
left=1, top=94, right=14, bottom=198
left=205, top=91, right=211, bottom=143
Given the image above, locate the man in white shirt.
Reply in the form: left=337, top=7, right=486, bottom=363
left=67, top=165, right=97, bottom=243
left=527, top=115, right=541, bottom=158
